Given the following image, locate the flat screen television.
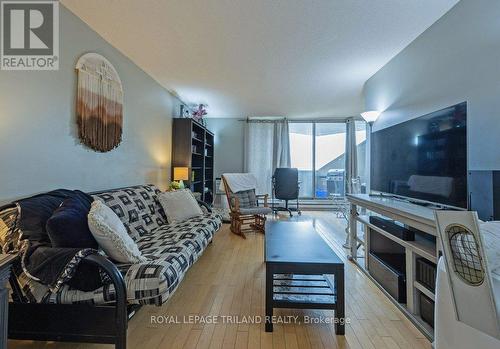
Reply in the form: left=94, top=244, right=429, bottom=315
left=371, top=102, right=467, bottom=208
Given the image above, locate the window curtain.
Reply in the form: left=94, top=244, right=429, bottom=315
left=345, top=117, right=358, bottom=194
left=244, top=119, right=291, bottom=195
left=273, top=120, right=291, bottom=170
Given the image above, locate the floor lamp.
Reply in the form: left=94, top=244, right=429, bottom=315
left=346, top=110, right=381, bottom=259
left=360, top=110, right=381, bottom=127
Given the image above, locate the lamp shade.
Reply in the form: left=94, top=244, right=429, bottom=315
left=173, top=167, right=189, bottom=181
left=360, top=110, right=381, bottom=123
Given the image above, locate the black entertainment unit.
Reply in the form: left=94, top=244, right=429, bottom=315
left=419, top=293, right=435, bottom=328
left=369, top=216, right=415, bottom=241
left=368, top=252, right=406, bottom=303
left=416, top=258, right=437, bottom=293
left=368, top=224, right=407, bottom=303
left=367, top=215, right=438, bottom=307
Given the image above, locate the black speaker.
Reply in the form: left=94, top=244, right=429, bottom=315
left=369, top=216, right=415, bottom=241
left=469, top=170, right=500, bottom=221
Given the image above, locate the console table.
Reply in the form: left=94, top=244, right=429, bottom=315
left=347, top=194, right=438, bottom=340
left=0, top=254, right=16, bottom=349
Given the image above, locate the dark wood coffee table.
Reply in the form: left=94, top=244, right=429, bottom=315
left=264, top=221, right=345, bottom=335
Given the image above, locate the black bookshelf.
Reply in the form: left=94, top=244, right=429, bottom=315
left=172, top=119, right=214, bottom=203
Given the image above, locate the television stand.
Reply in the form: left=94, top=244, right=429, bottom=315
left=370, top=192, right=452, bottom=210
left=346, top=193, right=438, bottom=341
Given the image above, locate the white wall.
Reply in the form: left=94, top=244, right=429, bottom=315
left=364, top=0, right=500, bottom=170
left=205, top=118, right=245, bottom=178
left=0, top=6, right=179, bottom=203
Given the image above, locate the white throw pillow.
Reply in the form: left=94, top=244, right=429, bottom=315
left=88, top=200, right=146, bottom=263
left=158, top=189, right=204, bottom=223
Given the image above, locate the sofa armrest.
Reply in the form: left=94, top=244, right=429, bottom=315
left=83, top=254, right=126, bottom=297
left=83, top=255, right=126, bottom=305
left=83, top=254, right=128, bottom=330
left=82, top=254, right=128, bottom=345
left=197, top=200, right=212, bottom=213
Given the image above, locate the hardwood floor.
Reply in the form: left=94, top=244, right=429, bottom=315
left=9, top=212, right=431, bottom=349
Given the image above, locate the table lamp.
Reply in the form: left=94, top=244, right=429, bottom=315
left=173, top=167, right=189, bottom=189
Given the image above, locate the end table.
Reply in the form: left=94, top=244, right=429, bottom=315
left=0, top=254, right=16, bottom=349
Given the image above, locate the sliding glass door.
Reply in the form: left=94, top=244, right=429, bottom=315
left=315, top=123, right=346, bottom=198
left=289, top=120, right=367, bottom=199
left=289, top=123, right=314, bottom=197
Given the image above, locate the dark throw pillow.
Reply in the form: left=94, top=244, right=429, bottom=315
left=46, top=194, right=97, bottom=248
left=16, top=189, right=77, bottom=244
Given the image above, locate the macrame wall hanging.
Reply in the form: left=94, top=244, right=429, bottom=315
left=75, top=53, right=123, bottom=152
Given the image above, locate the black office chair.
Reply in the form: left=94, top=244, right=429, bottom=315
left=272, top=167, right=301, bottom=217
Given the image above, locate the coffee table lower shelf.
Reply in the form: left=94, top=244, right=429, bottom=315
left=265, top=271, right=344, bottom=334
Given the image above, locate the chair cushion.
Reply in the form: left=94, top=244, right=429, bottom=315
left=158, top=189, right=204, bottom=223
left=239, top=207, right=272, bottom=215
left=88, top=200, right=146, bottom=264
left=230, top=189, right=257, bottom=208
left=46, top=195, right=97, bottom=248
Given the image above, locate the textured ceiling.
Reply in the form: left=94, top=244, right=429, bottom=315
left=61, top=0, right=458, bottom=118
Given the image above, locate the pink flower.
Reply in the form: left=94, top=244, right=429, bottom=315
left=192, top=104, right=207, bottom=119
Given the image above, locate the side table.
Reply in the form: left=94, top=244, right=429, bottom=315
left=0, top=254, right=16, bottom=349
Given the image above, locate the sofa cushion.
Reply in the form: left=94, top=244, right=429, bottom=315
left=158, top=189, right=204, bottom=223
left=93, top=185, right=167, bottom=240
left=46, top=195, right=97, bottom=248
left=88, top=200, right=146, bottom=264
left=30, top=212, right=223, bottom=305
